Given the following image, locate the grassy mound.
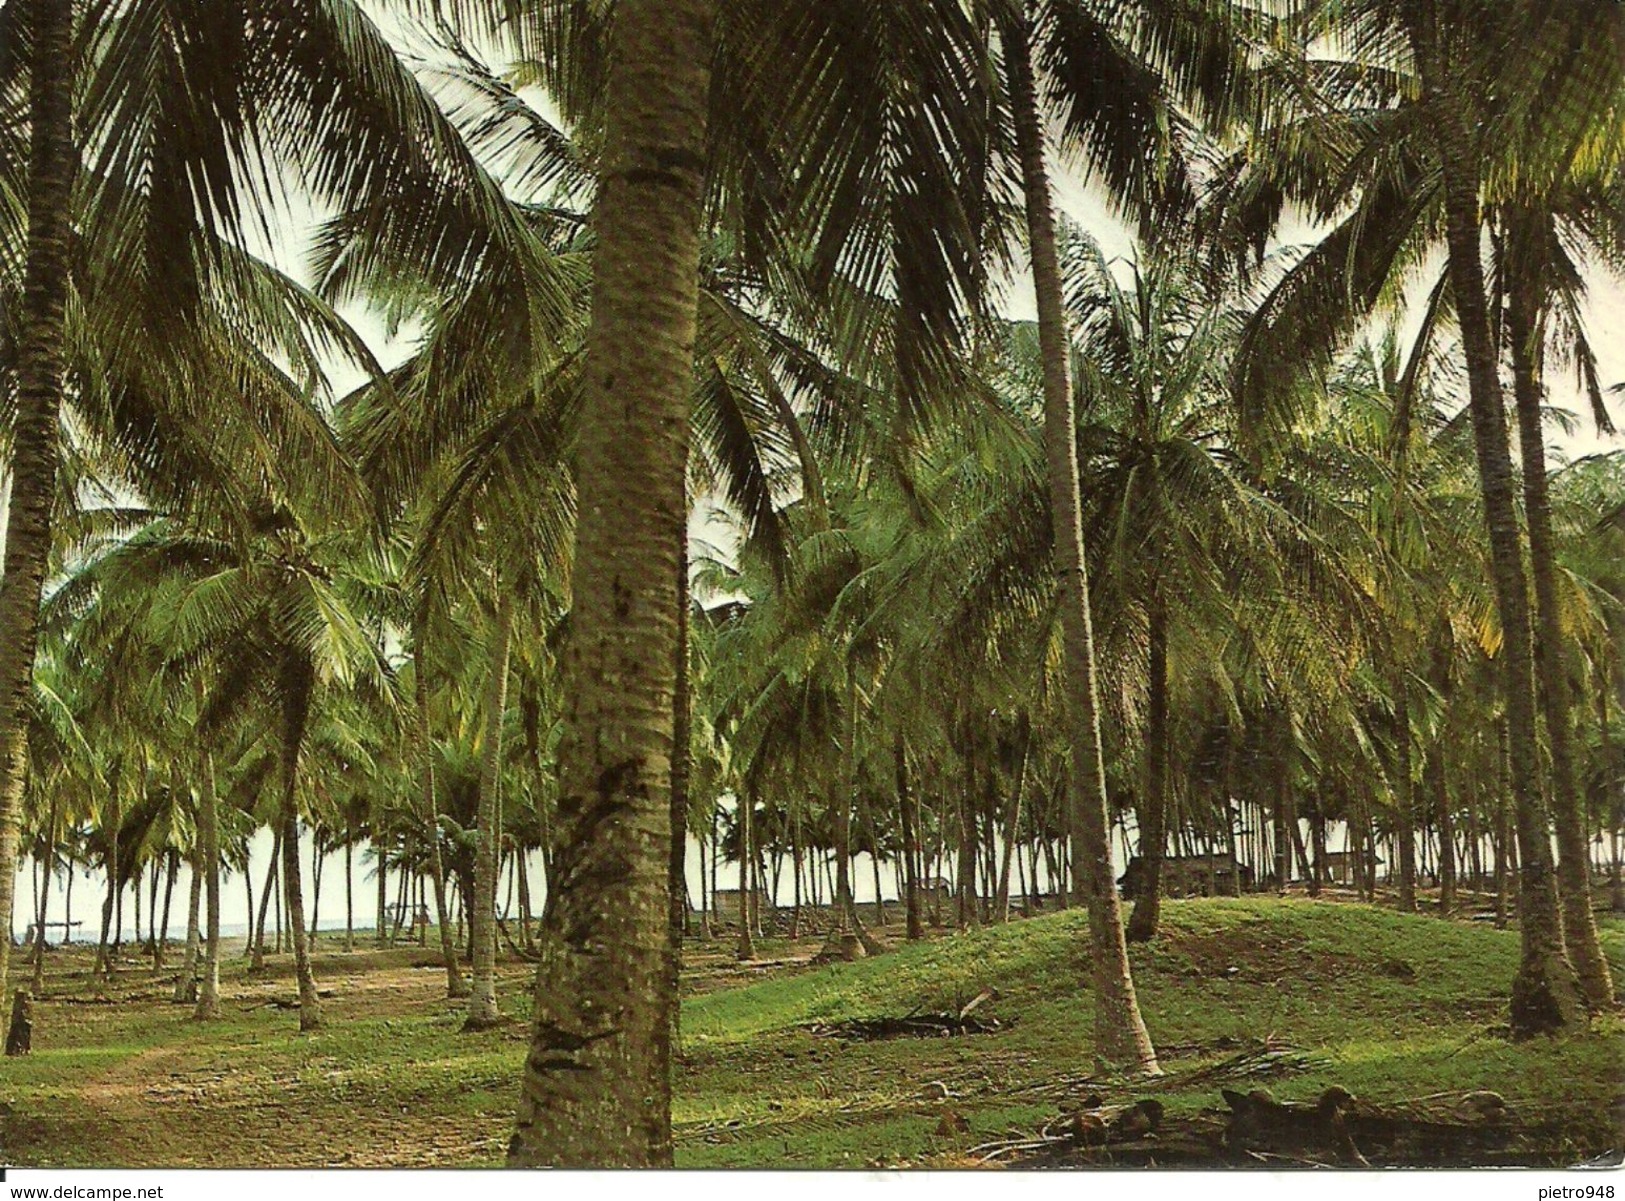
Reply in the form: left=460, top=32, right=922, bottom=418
left=674, top=900, right=1625, bottom=1166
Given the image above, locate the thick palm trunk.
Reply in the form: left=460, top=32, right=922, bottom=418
left=1507, top=262, right=1614, bottom=1010
left=195, top=755, right=222, bottom=1020
left=508, top=0, right=712, bottom=1165
left=0, top=0, right=76, bottom=1000
left=1127, top=597, right=1169, bottom=941
left=467, top=592, right=515, bottom=1030
left=1433, top=106, right=1581, bottom=1035
left=1006, top=8, right=1158, bottom=1073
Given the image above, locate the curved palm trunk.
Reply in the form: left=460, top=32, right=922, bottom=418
left=1506, top=261, right=1614, bottom=1009
left=1127, top=597, right=1169, bottom=941
left=0, top=0, right=75, bottom=1002
left=194, top=755, right=222, bottom=1020
left=1006, top=8, right=1158, bottom=1073
left=1433, top=104, right=1581, bottom=1035
left=508, top=0, right=712, bottom=1166
left=467, top=591, right=515, bottom=1030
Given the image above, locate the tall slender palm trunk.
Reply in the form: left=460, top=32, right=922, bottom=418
left=1506, top=259, right=1614, bottom=1009
left=508, top=0, right=713, bottom=1166
left=251, top=833, right=278, bottom=972
left=736, top=788, right=755, bottom=961
left=174, top=857, right=202, bottom=1003
left=32, top=794, right=58, bottom=993
left=1394, top=681, right=1418, bottom=912
left=1006, top=7, right=1158, bottom=1074
left=0, top=0, right=76, bottom=1002
left=195, top=755, right=223, bottom=1020
left=1432, top=103, right=1581, bottom=1035
left=95, top=794, right=121, bottom=979
left=896, top=733, right=923, bottom=941
left=467, top=591, right=515, bottom=1030
left=1127, top=596, right=1169, bottom=941
left=414, top=611, right=467, bottom=999
left=279, top=669, right=321, bottom=1032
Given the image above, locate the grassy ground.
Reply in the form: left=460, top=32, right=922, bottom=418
left=1, top=897, right=1621, bottom=1168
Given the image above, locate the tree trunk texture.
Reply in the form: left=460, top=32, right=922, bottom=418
left=1433, top=102, right=1582, bottom=1035
left=1006, top=6, right=1158, bottom=1073
left=0, top=0, right=75, bottom=1002
left=467, top=590, right=515, bottom=1030
left=509, top=0, right=712, bottom=1163
left=1506, top=246, right=1613, bottom=1009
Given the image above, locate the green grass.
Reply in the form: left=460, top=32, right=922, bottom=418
left=674, top=900, right=1625, bottom=1167
left=2, top=900, right=1620, bottom=1168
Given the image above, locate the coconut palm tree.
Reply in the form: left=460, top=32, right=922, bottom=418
left=1202, top=0, right=1622, bottom=1030
left=503, top=0, right=715, bottom=1167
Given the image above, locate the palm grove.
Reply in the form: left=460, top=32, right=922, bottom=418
left=0, top=0, right=1621, bottom=1169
